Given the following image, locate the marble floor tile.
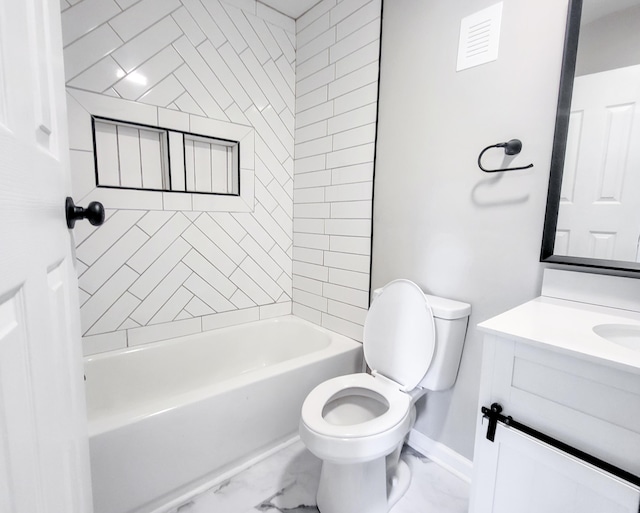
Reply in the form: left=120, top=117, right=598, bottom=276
left=177, top=440, right=469, bottom=513
left=390, top=447, right=469, bottom=513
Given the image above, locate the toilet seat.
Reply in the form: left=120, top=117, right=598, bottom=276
left=300, top=373, right=414, bottom=464
left=301, top=373, right=411, bottom=439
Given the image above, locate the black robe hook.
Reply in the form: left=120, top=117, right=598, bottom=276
left=478, top=139, right=534, bottom=173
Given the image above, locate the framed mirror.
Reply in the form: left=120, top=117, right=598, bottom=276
left=541, top=0, right=640, bottom=271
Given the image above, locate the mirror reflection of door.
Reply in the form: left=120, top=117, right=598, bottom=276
left=556, top=65, right=640, bottom=260
left=555, top=0, right=640, bottom=261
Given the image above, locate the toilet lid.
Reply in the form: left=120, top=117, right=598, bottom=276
left=364, top=279, right=436, bottom=390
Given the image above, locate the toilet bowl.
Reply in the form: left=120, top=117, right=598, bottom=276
left=300, top=373, right=413, bottom=463
left=299, top=279, right=470, bottom=513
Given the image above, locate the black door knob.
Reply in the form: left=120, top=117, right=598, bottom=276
left=65, top=197, right=105, bottom=229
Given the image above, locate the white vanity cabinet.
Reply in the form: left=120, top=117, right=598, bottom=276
left=469, top=272, right=640, bottom=513
left=469, top=334, right=640, bottom=513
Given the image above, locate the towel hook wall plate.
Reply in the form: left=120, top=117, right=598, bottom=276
left=478, top=139, right=534, bottom=173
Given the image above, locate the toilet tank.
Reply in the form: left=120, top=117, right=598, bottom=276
left=371, top=288, right=471, bottom=392
left=419, top=294, right=470, bottom=391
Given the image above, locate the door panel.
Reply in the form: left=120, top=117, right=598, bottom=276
left=0, top=0, right=93, bottom=511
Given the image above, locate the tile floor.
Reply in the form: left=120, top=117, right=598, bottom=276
left=175, top=440, right=470, bottom=513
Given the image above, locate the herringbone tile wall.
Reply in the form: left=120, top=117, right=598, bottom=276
left=62, top=0, right=381, bottom=354
left=62, top=0, right=298, bottom=354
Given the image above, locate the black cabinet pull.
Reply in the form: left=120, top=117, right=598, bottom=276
left=65, top=197, right=105, bottom=229
left=481, top=403, right=640, bottom=488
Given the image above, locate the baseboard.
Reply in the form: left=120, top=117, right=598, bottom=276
left=407, top=429, right=473, bottom=483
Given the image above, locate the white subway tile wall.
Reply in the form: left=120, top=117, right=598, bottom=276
left=64, top=0, right=298, bottom=354
left=63, top=0, right=380, bottom=354
left=292, top=0, right=380, bottom=342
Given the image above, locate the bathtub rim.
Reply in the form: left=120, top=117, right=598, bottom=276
left=85, top=315, right=363, bottom=437
left=84, top=314, right=340, bottom=363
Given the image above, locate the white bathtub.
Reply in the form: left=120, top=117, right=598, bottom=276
left=84, top=315, right=363, bottom=513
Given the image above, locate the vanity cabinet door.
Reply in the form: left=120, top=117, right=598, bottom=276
left=469, top=334, right=640, bottom=512
left=474, top=335, right=640, bottom=474
left=471, top=423, right=640, bottom=513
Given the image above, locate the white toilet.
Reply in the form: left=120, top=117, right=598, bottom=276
left=299, top=279, right=470, bottom=513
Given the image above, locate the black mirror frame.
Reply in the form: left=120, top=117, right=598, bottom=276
left=540, top=0, right=640, bottom=272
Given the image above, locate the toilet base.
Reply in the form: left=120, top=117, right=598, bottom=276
left=316, top=455, right=412, bottom=513
left=388, top=459, right=411, bottom=509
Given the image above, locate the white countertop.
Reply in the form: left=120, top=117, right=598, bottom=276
left=478, top=296, right=640, bottom=375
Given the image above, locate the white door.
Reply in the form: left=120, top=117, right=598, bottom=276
left=556, top=64, right=640, bottom=260
left=0, top=1, right=93, bottom=512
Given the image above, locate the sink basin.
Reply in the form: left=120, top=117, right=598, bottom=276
left=592, top=324, right=640, bottom=351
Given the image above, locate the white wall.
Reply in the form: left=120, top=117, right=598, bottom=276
left=372, top=0, right=570, bottom=459
left=291, top=0, right=382, bottom=341
left=62, top=0, right=296, bottom=355
left=576, top=3, right=640, bottom=76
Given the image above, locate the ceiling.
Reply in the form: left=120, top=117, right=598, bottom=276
left=260, top=0, right=640, bottom=26
left=258, top=0, right=323, bottom=19
left=581, top=0, right=640, bottom=24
